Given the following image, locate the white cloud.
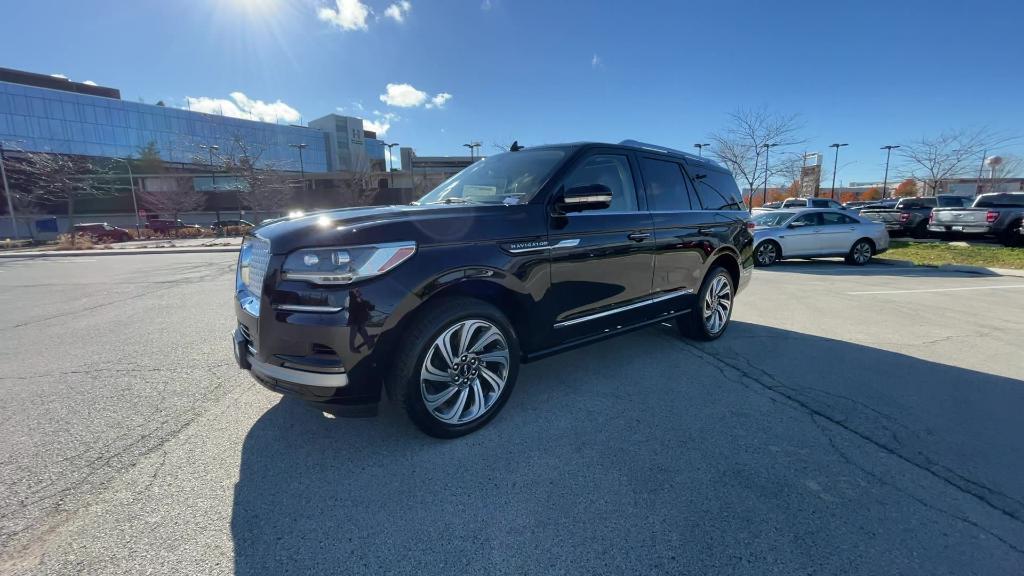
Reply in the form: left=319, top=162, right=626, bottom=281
left=384, top=0, right=411, bottom=22
left=185, top=92, right=301, bottom=123
left=591, top=54, right=602, bottom=69
left=50, top=73, right=67, bottom=79
left=379, top=83, right=452, bottom=110
left=481, top=0, right=492, bottom=10
left=317, top=0, right=369, bottom=31
left=425, top=92, right=452, bottom=109
left=364, top=118, right=391, bottom=136
left=379, top=83, right=428, bottom=107
left=82, top=80, right=98, bottom=86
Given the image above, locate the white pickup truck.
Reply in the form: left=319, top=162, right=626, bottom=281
left=928, top=192, right=1024, bottom=246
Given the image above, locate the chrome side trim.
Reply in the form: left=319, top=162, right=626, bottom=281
left=248, top=354, right=349, bottom=388
left=554, top=288, right=693, bottom=328
left=506, top=238, right=580, bottom=254
left=274, top=304, right=344, bottom=313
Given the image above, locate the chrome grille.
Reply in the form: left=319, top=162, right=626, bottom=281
left=247, top=237, right=271, bottom=298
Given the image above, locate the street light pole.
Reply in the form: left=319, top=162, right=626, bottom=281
left=112, top=157, right=141, bottom=236
left=463, top=142, right=481, bottom=162
left=693, top=143, right=711, bottom=158
left=880, top=145, right=899, bottom=199
left=829, top=143, right=848, bottom=200
left=289, top=143, right=308, bottom=192
left=763, top=143, right=779, bottom=205
left=977, top=149, right=987, bottom=195
left=384, top=143, right=400, bottom=188
left=0, top=142, right=17, bottom=240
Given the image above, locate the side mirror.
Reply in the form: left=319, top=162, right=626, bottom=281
left=788, top=221, right=807, bottom=228
left=557, top=184, right=613, bottom=213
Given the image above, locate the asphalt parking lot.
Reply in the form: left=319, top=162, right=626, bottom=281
left=0, top=254, right=1022, bottom=575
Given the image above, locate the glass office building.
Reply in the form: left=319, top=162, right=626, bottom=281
left=0, top=80, right=328, bottom=172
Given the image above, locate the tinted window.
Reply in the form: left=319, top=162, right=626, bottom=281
left=693, top=169, right=743, bottom=210
left=562, top=154, right=637, bottom=212
left=752, top=211, right=795, bottom=227
left=640, top=158, right=691, bottom=211
left=810, top=199, right=829, bottom=208
left=974, top=194, right=1024, bottom=208
left=937, top=196, right=968, bottom=207
left=822, top=212, right=857, bottom=225
left=793, top=213, right=822, bottom=226
left=782, top=199, right=807, bottom=208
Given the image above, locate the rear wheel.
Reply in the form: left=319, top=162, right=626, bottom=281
left=1001, top=220, right=1023, bottom=247
left=388, top=298, right=519, bottom=438
left=754, top=241, right=780, bottom=267
left=677, top=266, right=734, bottom=341
left=845, top=239, right=874, bottom=266
left=911, top=221, right=929, bottom=239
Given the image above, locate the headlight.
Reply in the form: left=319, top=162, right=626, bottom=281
left=282, top=241, right=416, bottom=285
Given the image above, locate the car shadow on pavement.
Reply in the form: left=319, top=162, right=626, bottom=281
left=231, top=321, right=1024, bottom=575
left=758, top=260, right=990, bottom=278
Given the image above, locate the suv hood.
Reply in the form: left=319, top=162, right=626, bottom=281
left=252, top=203, right=544, bottom=254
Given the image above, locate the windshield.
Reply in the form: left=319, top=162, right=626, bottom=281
left=415, top=150, right=566, bottom=206
left=753, top=211, right=795, bottom=227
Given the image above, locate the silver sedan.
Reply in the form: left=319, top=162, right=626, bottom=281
left=751, top=208, right=890, bottom=266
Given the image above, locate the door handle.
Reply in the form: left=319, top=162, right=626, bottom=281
left=697, top=228, right=714, bottom=236
left=627, top=232, right=651, bottom=242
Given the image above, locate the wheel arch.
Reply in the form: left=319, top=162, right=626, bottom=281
left=707, top=250, right=742, bottom=288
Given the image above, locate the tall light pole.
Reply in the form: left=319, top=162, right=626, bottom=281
left=829, top=143, right=848, bottom=200
left=693, top=143, right=711, bottom=158
left=762, top=142, right=779, bottom=205
left=976, top=149, right=988, bottom=195
left=880, top=145, right=899, bottom=199
left=463, top=142, right=481, bottom=161
left=384, top=143, right=400, bottom=188
left=0, top=141, right=17, bottom=240
left=289, top=143, right=308, bottom=192
left=112, top=157, right=141, bottom=235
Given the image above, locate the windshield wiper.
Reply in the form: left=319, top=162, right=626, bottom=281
left=428, top=197, right=476, bottom=205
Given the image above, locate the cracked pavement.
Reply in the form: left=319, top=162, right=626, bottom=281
left=0, top=255, right=1022, bottom=575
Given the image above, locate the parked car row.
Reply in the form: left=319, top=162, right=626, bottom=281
left=69, top=219, right=255, bottom=243
left=929, top=192, right=1024, bottom=247
left=858, top=195, right=971, bottom=238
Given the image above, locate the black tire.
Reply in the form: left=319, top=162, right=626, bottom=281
left=677, top=266, right=734, bottom=341
left=911, top=221, right=929, bottom=239
left=754, top=241, right=780, bottom=267
left=1001, top=220, right=1023, bottom=247
left=845, top=238, right=874, bottom=266
left=387, top=297, right=520, bottom=438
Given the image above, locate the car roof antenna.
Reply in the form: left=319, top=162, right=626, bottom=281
left=509, top=140, right=524, bottom=152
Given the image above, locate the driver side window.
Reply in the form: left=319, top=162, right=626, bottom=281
left=793, top=213, right=822, bottom=226
left=562, top=154, right=637, bottom=212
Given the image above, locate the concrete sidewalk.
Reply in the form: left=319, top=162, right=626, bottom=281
left=875, top=257, right=1024, bottom=278
left=0, top=237, right=242, bottom=258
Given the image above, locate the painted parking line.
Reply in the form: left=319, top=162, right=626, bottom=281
left=848, top=284, right=1024, bottom=295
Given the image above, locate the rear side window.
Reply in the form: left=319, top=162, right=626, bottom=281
left=938, top=196, right=968, bottom=207
left=639, top=158, right=692, bottom=211
left=692, top=169, right=744, bottom=210
left=810, top=199, right=829, bottom=208
left=822, top=212, right=857, bottom=225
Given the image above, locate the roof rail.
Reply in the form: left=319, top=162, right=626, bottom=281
left=619, top=140, right=716, bottom=165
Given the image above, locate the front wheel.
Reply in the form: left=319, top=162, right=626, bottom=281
left=845, top=239, right=874, bottom=266
left=754, top=241, right=780, bottom=267
left=1001, top=221, right=1023, bottom=247
left=677, top=266, right=734, bottom=341
left=388, top=298, right=519, bottom=438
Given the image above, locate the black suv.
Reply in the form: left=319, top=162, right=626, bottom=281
left=232, top=141, right=754, bottom=437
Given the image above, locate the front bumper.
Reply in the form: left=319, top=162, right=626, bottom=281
left=233, top=327, right=349, bottom=388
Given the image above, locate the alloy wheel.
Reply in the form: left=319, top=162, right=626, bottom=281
left=853, top=241, right=872, bottom=264
left=756, top=242, right=777, bottom=266
left=420, top=319, right=510, bottom=424
left=702, top=274, right=732, bottom=334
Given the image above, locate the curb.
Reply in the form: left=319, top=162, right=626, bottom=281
left=874, top=258, right=1024, bottom=278
left=0, top=247, right=239, bottom=258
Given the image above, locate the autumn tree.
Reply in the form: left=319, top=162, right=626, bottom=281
left=861, top=187, right=882, bottom=201
left=893, top=179, right=918, bottom=198
left=707, top=108, right=805, bottom=208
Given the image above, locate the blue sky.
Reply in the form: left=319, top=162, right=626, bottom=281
left=2, top=0, right=1023, bottom=182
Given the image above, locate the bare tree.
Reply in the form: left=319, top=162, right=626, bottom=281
left=898, top=128, right=1016, bottom=195
left=205, top=136, right=293, bottom=220
left=338, top=153, right=377, bottom=206
left=6, top=152, right=104, bottom=247
left=137, top=175, right=205, bottom=222
left=706, top=108, right=805, bottom=207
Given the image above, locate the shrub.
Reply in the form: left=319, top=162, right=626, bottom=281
left=55, top=233, right=95, bottom=250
